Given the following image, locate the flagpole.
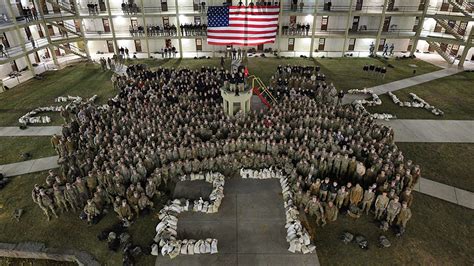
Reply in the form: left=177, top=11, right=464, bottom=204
left=276, top=2, right=283, bottom=57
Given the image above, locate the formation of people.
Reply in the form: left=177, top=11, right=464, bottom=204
left=121, top=0, right=139, bottom=14
left=180, top=23, right=207, bottom=36
left=160, top=46, right=177, bottom=58
left=33, top=62, right=418, bottom=240
left=21, top=6, right=38, bottom=21
left=129, top=24, right=179, bottom=37
left=86, top=2, right=100, bottom=15
left=282, top=23, right=311, bottom=36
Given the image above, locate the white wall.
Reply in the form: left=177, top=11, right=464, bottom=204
left=88, top=40, right=109, bottom=54
left=358, top=16, right=381, bottom=31
left=390, top=16, right=416, bottom=31
left=384, top=39, right=410, bottom=51
left=354, top=38, right=376, bottom=51
left=83, top=18, right=105, bottom=32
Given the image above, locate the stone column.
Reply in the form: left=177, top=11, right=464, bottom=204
left=374, top=0, right=389, bottom=57
left=228, top=101, right=234, bottom=116
left=410, top=1, right=430, bottom=57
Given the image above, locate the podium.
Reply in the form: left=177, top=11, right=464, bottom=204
left=221, top=88, right=252, bottom=116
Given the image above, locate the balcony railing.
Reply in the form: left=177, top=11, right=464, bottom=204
left=281, top=4, right=422, bottom=13
left=426, top=6, right=470, bottom=16
left=420, top=30, right=464, bottom=40
left=385, top=5, right=423, bottom=12
left=380, top=29, right=417, bottom=37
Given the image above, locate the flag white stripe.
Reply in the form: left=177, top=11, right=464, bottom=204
left=208, top=26, right=277, bottom=32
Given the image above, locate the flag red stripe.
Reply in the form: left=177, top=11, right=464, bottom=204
left=227, top=23, right=278, bottom=28
left=207, top=40, right=276, bottom=46
left=207, top=35, right=275, bottom=40
left=208, top=29, right=277, bottom=34
left=229, top=11, right=280, bottom=15
left=228, top=5, right=280, bottom=9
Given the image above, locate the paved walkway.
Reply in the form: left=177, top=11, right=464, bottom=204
left=342, top=67, right=462, bottom=104
left=0, top=156, right=58, bottom=177
left=0, top=126, right=61, bottom=137
left=379, top=119, right=474, bottom=143
left=414, top=178, right=473, bottom=209
left=0, top=155, right=472, bottom=210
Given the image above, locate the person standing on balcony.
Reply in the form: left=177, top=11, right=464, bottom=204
left=299, top=1, right=304, bottom=12
left=30, top=36, right=36, bottom=49
left=201, top=1, right=206, bottom=13
left=327, top=1, right=332, bottom=11
left=292, top=0, right=298, bottom=11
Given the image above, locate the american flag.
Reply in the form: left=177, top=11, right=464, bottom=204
left=207, top=5, right=280, bottom=46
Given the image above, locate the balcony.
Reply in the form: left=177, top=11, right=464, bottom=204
left=0, top=37, right=49, bottom=63
left=281, top=4, right=316, bottom=14
left=380, top=29, right=417, bottom=38
left=386, top=5, right=423, bottom=16
left=426, top=6, right=474, bottom=20
left=420, top=30, right=467, bottom=45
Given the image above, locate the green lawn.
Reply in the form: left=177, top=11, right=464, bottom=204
left=314, top=192, right=473, bottom=265
left=0, top=63, right=114, bottom=127
left=0, top=137, right=56, bottom=165
left=0, top=171, right=158, bottom=265
left=396, top=143, right=474, bottom=192
left=367, top=72, right=474, bottom=120
left=315, top=57, right=440, bottom=92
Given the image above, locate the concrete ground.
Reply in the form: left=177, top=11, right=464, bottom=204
left=380, top=119, right=474, bottom=143
left=0, top=126, right=61, bottom=137
left=155, top=178, right=320, bottom=266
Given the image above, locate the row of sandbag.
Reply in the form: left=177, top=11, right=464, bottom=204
left=152, top=172, right=224, bottom=258
left=241, top=168, right=316, bottom=254
left=240, top=168, right=281, bottom=179
left=280, top=175, right=316, bottom=254
left=18, top=95, right=98, bottom=124
left=179, top=172, right=225, bottom=214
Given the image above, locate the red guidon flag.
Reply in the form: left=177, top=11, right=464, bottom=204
left=207, top=5, right=280, bottom=46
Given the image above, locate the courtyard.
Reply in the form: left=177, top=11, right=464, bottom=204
left=0, top=56, right=472, bottom=266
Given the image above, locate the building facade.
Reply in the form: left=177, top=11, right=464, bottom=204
left=0, top=0, right=473, bottom=78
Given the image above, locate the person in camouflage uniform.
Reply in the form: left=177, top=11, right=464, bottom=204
left=83, top=199, right=100, bottom=225
left=38, top=189, right=59, bottom=221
